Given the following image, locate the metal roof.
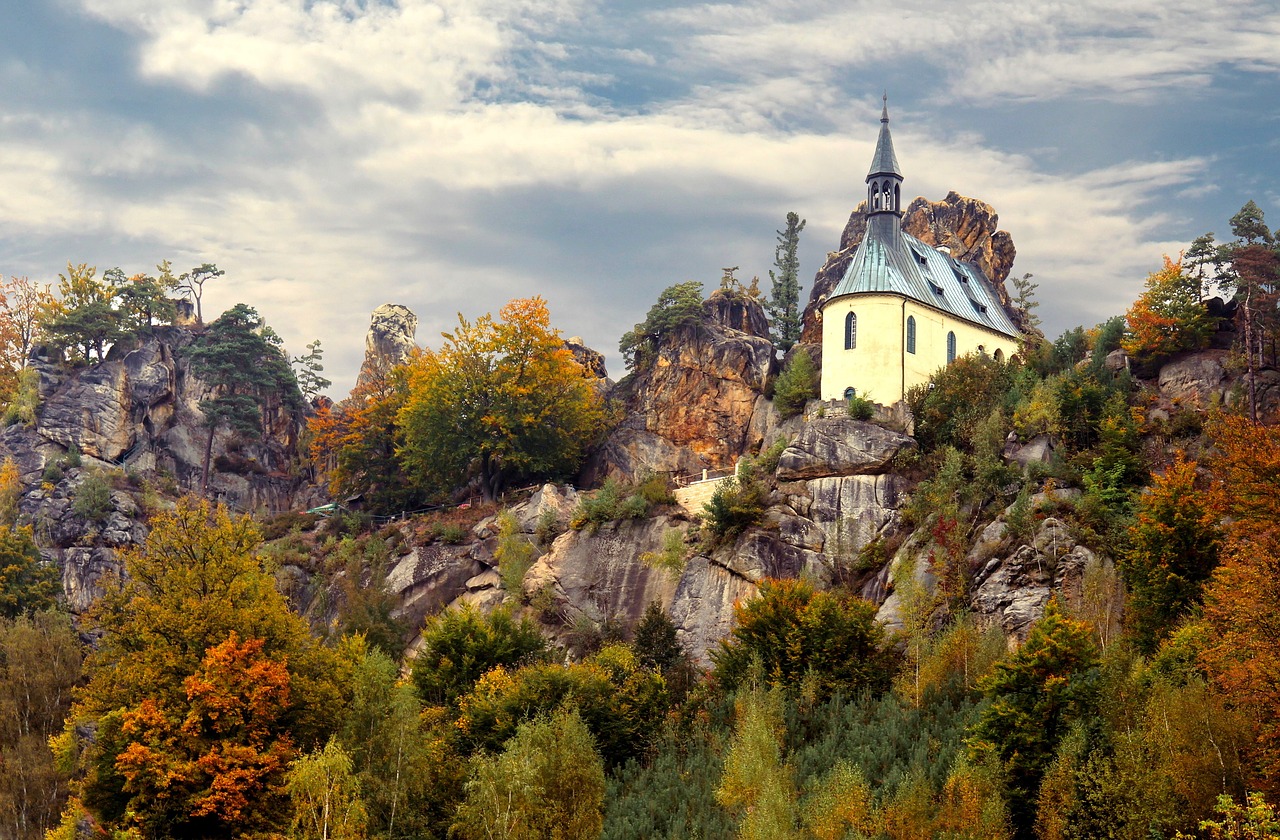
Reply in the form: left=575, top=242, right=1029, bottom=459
left=867, top=99, right=901, bottom=178
left=828, top=222, right=1020, bottom=338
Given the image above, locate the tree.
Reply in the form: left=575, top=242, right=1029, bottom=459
left=411, top=603, right=548, bottom=708
left=716, top=683, right=799, bottom=840
left=619, top=281, right=705, bottom=373
left=712, top=578, right=897, bottom=700
left=0, top=526, right=60, bottom=619
left=293, top=339, right=332, bottom=400
left=397, top=297, right=607, bottom=501
left=969, top=599, right=1099, bottom=838
left=1122, top=453, right=1221, bottom=653
left=452, top=708, right=605, bottom=840
left=1122, top=256, right=1216, bottom=363
left=340, top=641, right=461, bottom=839
left=0, top=276, right=56, bottom=401
left=767, top=212, right=806, bottom=352
left=109, top=268, right=176, bottom=331
left=55, top=497, right=342, bottom=836
left=187, top=304, right=304, bottom=493
left=0, top=611, right=82, bottom=840
left=177, top=263, right=225, bottom=324
left=772, top=346, right=819, bottom=417
left=41, top=263, right=125, bottom=365
left=286, top=739, right=368, bottom=840
left=307, top=366, right=418, bottom=513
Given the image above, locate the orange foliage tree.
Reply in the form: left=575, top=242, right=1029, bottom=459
left=1200, top=414, right=1280, bottom=796
left=53, top=498, right=342, bottom=836
left=1122, top=256, right=1216, bottom=364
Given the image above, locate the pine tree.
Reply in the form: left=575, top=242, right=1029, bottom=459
left=767, top=212, right=806, bottom=352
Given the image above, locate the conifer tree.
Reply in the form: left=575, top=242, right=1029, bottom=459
left=767, top=212, right=806, bottom=352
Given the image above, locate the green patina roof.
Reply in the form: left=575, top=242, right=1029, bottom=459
left=829, top=223, right=1020, bottom=339
left=868, top=98, right=901, bottom=178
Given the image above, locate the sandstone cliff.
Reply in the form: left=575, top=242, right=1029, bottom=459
left=583, top=289, right=780, bottom=485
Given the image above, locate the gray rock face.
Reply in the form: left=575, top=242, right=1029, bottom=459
left=357, top=304, right=418, bottom=388
left=969, top=516, right=1095, bottom=641
left=776, top=418, right=916, bottom=481
left=806, top=474, right=905, bottom=556
left=384, top=542, right=487, bottom=634
left=1157, top=350, right=1231, bottom=408
left=524, top=516, right=682, bottom=628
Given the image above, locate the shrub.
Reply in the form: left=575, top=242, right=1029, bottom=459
left=411, top=603, right=549, bottom=707
left=756, top=437, right=788, bottom=475
left=72, top=471, right=113, bottom=522
left=41, top=461, right=63, bottom=485
left=570, top=478, right=661, bottom=533
left=846, top=392, right=875, bottom=421
left=772, top=347, right=819, bottom=418
left=640, top=527, right=688, bottom=575
left=64, top=444, right=82, bottom=469
left=495, top=510, right=536, bottom=598
left=702, top=470, right=766, bottom=546
left=711, top=578, right=897, bottom=700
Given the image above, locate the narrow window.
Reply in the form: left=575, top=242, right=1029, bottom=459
left=994, top=348, right=1005, bottom=363
left=946, top=331, right=956, bottom=363
left=906, top=316, right=916, bottom=354
left=844, top=312, right=857, bottom=350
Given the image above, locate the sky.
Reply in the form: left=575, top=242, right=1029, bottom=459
left=2, top=0, right=1278, bottom=395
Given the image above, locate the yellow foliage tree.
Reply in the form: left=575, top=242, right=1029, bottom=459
left=1122, top=256, right=1216, bottom=364
left=397, top=297, right=607, bottom=501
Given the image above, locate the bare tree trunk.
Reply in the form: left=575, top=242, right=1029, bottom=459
left=1245, top=288, right=1258, bottom=423
left=202, top=425, right=215, bottom=495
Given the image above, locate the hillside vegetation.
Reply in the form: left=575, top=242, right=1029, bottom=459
left=1, top=204, right=1280, bottom=838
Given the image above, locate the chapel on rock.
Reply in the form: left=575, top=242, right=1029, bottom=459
left=820, top=99, right=1021, bottom=404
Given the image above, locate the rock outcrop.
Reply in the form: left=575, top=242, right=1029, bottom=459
left=356, top=304, right=418, bottom=388
left=800, top=192, right=1018, bottom=343
left=584, top=292, right=777, bottom=484
left=775, top=417, right=916, bottom=481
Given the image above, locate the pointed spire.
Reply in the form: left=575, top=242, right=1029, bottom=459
left=868, top=94, right=901, bottom=179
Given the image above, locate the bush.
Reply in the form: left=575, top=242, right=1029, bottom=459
left=711, top=578, right=897, bottom=700
left=495, top=510, right=536, bottom=598
left=846, top=392, right=875, bottom=421
left=411, top=603, right=549, bottom=707
left=570, top=478, right=662, bottom=533
left=72, top=471, right=113, bottom=522
left=772, top=348, right=819, bottom=418
left=702, top=470, right=766, bottom=546
left=640, top=527, right=688, bottom=575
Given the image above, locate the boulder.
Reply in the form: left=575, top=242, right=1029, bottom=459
left=805, top=474, right=905, bottom=558
left=775, top=417, right=915, bottom=480
left=384, top=542, right=487, bottom=634
left=356, top=304, right=418, bottom=389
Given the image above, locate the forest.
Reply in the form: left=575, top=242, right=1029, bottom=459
left=1, top=202, right=1280, bottom=839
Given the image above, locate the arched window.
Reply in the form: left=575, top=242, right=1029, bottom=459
left=906, top=315, right=916, bottom=354
left=893, top=184, right=900, bottom=210
left=994, top=348, right=1004, bottom=363
left=844, top=312, right=857, bottom=350
left=844, top=387, right=856, bottom=400
left=946, top=331, right=957, bottom=363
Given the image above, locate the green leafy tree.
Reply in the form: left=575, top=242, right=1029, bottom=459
left=772, top=347, right=819, bottom=418
left=41, top=263, right=125, bottom=364
left=906, top=353, right=1012, bottom=453
left=339, top=641, right=460, bottom=839
left=767, top=212, right=806, bottom=352
left=411, top=604, right=549, bottom=707
left=107, top=268, right=176, bottom=331
left=397, top=297, right=607, bottom=501
left=286, top=738, right=368, bottom=840
left=619, top=281, right=705, bottom=373
left=1122, top=453, right=1221, bottom=653
left=292, top=339, right=332, bottom=400
left=452, top=708, right=606, bottom=840
left=187, top=303, right=304, bottom=493
left=716, top=683, right=799, bottom=840
left=969, top=599, right=1100, bottom=837
left=455, top=645, right=668, bottom=767
left=712, top=578, right=897, bottom=700
left=0, top=526, right=59, bottom=619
